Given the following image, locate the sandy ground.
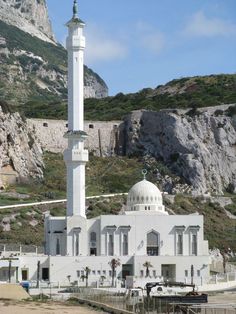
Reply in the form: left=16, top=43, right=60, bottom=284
left=0, top=284, right=30, bottom=300
left=0, top=301, right=107, bottom=314
left=0, top=292, right=235, bottom=313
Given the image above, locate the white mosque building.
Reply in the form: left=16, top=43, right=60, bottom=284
left=0, top=1, right=210, bottom=286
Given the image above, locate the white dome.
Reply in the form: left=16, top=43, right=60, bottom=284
left=126, top=179, right=165, bottom=212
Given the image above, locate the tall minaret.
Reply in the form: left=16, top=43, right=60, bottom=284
left=64, top=0, right=88, bottom=217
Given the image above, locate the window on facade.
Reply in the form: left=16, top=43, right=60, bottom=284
left=109, top=270, right=112, bottom=277
left=177, top=233, right=183, bottom=255
left=103, top=270, right=106, bottom=275
left=123, top=234, right=128, bottom=255
left=153, top=270, right=156, bottom=277
left=75, top=233, right=79, bottom=256
left=192, top=234, right=197, bottom=255
left=108, top=234, right=114, bottom=255
left=56, top=238, right=60, bottom=255
left=197, top=270, right=200, bottom=277
left=185, top=270, right=188, bottom=277
left=90, top=232, right=97, bottom=256
left=43, top=122, right=48, bottom=127
left=89, top=124, right=94, bottom=129
left=77, top=271, right=80, bottom=278
left=140, top=270, right=144, bottom=277
left=147, top=231, right=159, bottom=256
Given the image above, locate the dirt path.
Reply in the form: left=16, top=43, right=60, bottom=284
left=0, top=300, right=107, bottom=314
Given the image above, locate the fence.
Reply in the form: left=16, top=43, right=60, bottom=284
left=71, top=288, right=236, bottom=314
left=169, top=304, right=236, bottom=314
left=0, top=244, right=44, bottom=256
left=208, top=272, right=236, bottom=284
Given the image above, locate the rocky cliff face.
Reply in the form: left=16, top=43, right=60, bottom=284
left=0, top=1, right=108, bottom=106
left=124, top=105, right=236, bottom=195
left=0, top=0, right=55, bottom=44
left=0, top=103, right=44, bottom=188
left=0, top=19, right=108, bottom=108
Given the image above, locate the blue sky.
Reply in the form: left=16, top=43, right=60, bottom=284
left=47, top=0, right=236, bottom=96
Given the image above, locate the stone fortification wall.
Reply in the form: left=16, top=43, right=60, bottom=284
left=27, top=118, right=124, bottom=156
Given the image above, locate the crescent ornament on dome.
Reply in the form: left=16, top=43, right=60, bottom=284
left=142, top=169, right=147, bottom=180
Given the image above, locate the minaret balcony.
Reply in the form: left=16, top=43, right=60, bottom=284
left=64, top=149, right=88, bottom=163
left=66, top=36, right=85, bottom=49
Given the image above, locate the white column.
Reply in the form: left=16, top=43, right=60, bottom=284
left=64, top=11, right=88, bottom=218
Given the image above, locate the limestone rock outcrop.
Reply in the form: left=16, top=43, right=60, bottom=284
left=0, top=0, right=55, bottom=44
left=0, top=104, right=44, bottom=188
left=124, top=105, right=236, bottom=195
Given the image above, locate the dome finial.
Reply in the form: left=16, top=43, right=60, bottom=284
left=142, top=169, right=147, bottom=180
left=73, top=0, right=78, bottom=18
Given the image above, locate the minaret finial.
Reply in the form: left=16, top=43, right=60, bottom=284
left=142, top=169, right=147, bottom=180
left=73, top=0, right=78, bottom=18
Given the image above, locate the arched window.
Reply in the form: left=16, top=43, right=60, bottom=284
left=56, top=238, right=60, bottom=255
left=90, top=232, right=97, bottom=255
left=147, top=231, right=159, bottom=256
left=108, top=234, right=114, bottom=256
left=75, top=233, right=79, bottom=256
left=123, top=234, right=128, bottom=255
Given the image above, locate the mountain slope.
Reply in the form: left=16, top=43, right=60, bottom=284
left=0, top=0, right=55, bottom=43
left=0, top=20, right=108, bottom=113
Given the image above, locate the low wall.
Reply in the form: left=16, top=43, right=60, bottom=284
left=76, top=297, right=133, bottom=314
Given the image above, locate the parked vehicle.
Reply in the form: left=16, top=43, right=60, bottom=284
left=145, top=281, right=208, bottom=303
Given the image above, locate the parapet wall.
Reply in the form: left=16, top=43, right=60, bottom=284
left=27, top=118, right=124, bottom=156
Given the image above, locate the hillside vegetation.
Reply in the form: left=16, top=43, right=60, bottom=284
left=0, top=20, right=107, bottom=114
left=0, top=153, right=235, bottom=250
left=19, top=73, right=236, bottom=121
left=84, top=74, right=236, bottom=120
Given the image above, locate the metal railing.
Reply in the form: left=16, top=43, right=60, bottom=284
left=0, top=244, right=44, bottom=255
left=71, top=288, right=236, bottom=314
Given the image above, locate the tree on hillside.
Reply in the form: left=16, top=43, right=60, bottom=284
left=109, top=258, right=120, bottom=287
left=143, top=261, right=153, bottom=277
left=84, top=266, right=91, bottom=287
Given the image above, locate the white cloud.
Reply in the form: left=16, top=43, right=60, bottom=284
left=184, top=11, right=236, bottom=37
left=84, top=25, right=128, bottom=64
left=141, top=32, right=165, bottom=54
left=136, top=22, right=165, bottom=54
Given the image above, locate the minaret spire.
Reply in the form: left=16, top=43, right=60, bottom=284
left=73, top=0, right=78, bottom=19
